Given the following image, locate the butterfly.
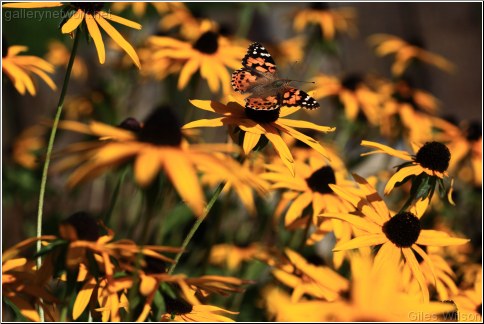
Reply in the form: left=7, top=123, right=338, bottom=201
left=231, top=42, right=319, bottom=111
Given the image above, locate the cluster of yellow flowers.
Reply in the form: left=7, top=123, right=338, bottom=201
left=2, top=2, right=481, bottom=322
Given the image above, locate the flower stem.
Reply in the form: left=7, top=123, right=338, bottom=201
left=35, top=30, right=80, bottom=320
left=168, top=182, right=226, bottom=275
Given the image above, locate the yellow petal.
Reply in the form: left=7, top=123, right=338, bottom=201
left=285, top=191, right=313, bottom=225
left=3, top=2, right=63, bottom=8
left=164, top=150, right=205, bottom=217
left=140, top=275, right=157, bottom=296
left=183, top=117, right=226, bottom=129
left=275, top=123, right=331, bottom=159
left=384, top=164, right=422, bottom=195
left=134, top=148, right=162, bottom=187
left=98, top=11, right=142, bottom=30
left=242, top=132, right=261, bottom=155
left=402, top=248, right=429, bottom=303
left=320, top=213, right=381, bottom=234
left=85, top=14, right=105, bottom=64
left=416, top=230, right=470, bottom=246
left=334, top=233, right=387, bottom=251
left=73, top=277, right=97, bottom=320
left=361, top=140, right=413, bottom=161
left=178, top=57, right=200, bottom=89
left=277, top=118, right=335, bottom=133
left=200, top=56, right=219, bottom=92
left=263, top=124, right=294, bottom=176
left=61, top=9, right=85, bottom=34
left=95, top=14, right=141, bottom=68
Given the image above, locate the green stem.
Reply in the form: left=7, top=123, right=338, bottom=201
left=168, top=182, right=226, bottom=275
left=35, top=30, right=80, bottom=320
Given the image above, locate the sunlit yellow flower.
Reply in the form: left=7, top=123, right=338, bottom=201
left=311, top=73, right=382, bottom=126
left=361, top=140, right=454, bottom=202
left=145, top=30, right=246, bottom=94
left=320, top=174, right=469, bottom=302
left=12, top=124, right=47, bottom=169
left=402, top=246, right=459, bottom=301
left=293, top=3, right=357, bottom=41
left=270, top=249, right=349, bottom=302
left=433, top=118, right=482, bottom=187
left=452, top=268, right=482, bottom=322
left=377, top=78, right=440, bottom=142
left=183, top=96, right=335, bottom=176
left=209, top=243, right=269, bottom=270
left=369, top=33, right=455, bottom=76
left=3, top=2, right=142, bottom=68
left=45, top=40, right=87, bottom=80
left=262, top=150, right=354, bottom=268
left=2, top=236, right=57, bottom=322
left=111, top=2, right=182, bottom=16
left=2, top=42, right=56, bottom=95
left=54, top=107, right=249, bottom=217
left=63, top=91, right=105, bottom=120
left=320, top=252, right=457, bottom=321
left=259, top=37, right=306, bottom=69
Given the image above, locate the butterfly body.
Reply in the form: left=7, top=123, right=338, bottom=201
left=232, top=42, right=319, bottom=111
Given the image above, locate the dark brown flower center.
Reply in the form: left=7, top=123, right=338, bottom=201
left=61, top=211, right=100, bottom=242
left=415, top=141, right=451, bottom=173
left=119, top=117, right=142, bottom=133
left=244, top=107, right=280, bottom=123
left=164, top=295, right=193, bottom=315
left=306, top=166, right=336, bottom=194
left=193, top=31, right=219, bottom=54
left=465, top=121, right=482, bottom=142
left=341, top=74, right=364, bottom=92
left=137, top=106, right=182, bottom=146
left=70, top=2, right=104, bottom=14
left=382, top=212, right=421, bottom=248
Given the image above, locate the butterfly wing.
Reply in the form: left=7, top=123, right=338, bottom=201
left=242, top=42, right=277, bottom=74
left=281, top=87, right=320, bottom=110
left=231, top=68, right=258, bottom=93
left=245, top=96, right=280, bottom=111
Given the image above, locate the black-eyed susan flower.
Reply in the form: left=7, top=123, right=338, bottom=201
left=160, top=303, right=238, bottom=322
left=433, top=118, right=482, bottom=187
left=361, top=140, right=454, bottom=205
left=311, top=73, right=382, bottom=126
left=368, top=33, right=455, bottom=76
left=145, top=28, right=246, bottom=94
left=262, top=149, right=354, bottom=268
left=183, top=96, right=335, bottom=176
left=54, top=106, right=249, bottom=217
left=320, top=174, right=469, bottom=302
left=319, top=251, right=457, bottom=321
left=45, top=40, right=87, bottom=80
left=2, top=41, right=56, bottom=95
left=293, top=3, right=357, bottom=41
left=3, top=2, right=142, bottom=68
left=270, top=249, right=349, bottom=302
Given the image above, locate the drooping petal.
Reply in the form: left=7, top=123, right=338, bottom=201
left=165, top=150, right=205, bottom=217
left=242, top=132, right=261, bottom=155
left=85, top=14, right=105, bottom=64
left=61, top=9, right=85, bottom=34
left=95, top=14, right=141, bottom=68
left=333, top=233, right=387, bottom=251
left=262, top=124, right=294, bottom=176
left=360, top=140, right=413, bottom=161
left=178, top=57, right=200, bottom=89
left=73, top=277, right=97, bottom=320
left=98, top=11, right=142, bottom=30
left=277, top=118, right=335, bottom=133
left=275, top=123, right=331, bottom=159
left=134, top=148, right=162, bottom=187
left=384, top=164, right=422, bottom=195
left=285, top=191, right=313, bottom=225
left=320, top=213, right=381, bottom=234
left=402, top=248, right=429, bottom=303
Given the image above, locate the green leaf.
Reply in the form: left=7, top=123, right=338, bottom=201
left=33, top=239, right=68, bottom=258
left=152, top=289, right=166, bottom=320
